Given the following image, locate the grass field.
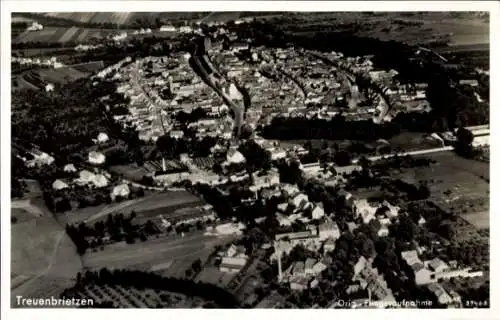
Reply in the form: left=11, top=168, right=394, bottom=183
left=82, top=232, right=236, bottom=275
left=11, top=215, right=83, bottom=306
left=109, top=164, right=149, bottom=181
left=397, top=151, right=489, bottom=228
left=14, top=61, right=104, bottom=90
left=14, top=27, right=112, bottom=44
left=196, top=266, right=236, bottom=287
left=59, top=190, right=204, bottom=225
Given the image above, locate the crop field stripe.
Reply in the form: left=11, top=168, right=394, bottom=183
left=58, top=27, right=80, bottom=43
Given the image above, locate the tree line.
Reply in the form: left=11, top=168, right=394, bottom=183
left=63, top=268, right=240, bottom=308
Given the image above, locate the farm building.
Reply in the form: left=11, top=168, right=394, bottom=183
left=45, top=83, right=54, bottom=92
left=219, top=244, right=248, bottom=273
left=52, top=179, right=69, bottom=190
left=88, top=151, right=106, bottom=165
left=111, top=184, right=130, bottom=200
left=63, top=163, right=77, bottom=173
left=96, top=132, right=109, bottom=144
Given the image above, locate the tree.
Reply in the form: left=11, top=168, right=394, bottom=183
left=334, top=150, right=352, bottom=166
left=454, top=127, right=475, bottom=158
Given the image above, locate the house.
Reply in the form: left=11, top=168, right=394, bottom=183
left=52, top=179, right=69, bottom=190
left=291, top=261, right=305, bottom=277
left=458, top=79, right=479, bottom=87
left=111, top=184, right=130, bottom=200
left=290, top=193, right=309, bottom=211
left=418, top=216, right=426, bottom=225
left=250, top=170, right=280, bottom=192
left=310, top=279, right=319, bottom=289
left=312, top=261, right=327, bottom=275
left=334, top=164, right=362, bottom=176
left=276, top=213, right=292, bottom=226
left=300, top=162, right=322, bottom=175
left=226, top=149, right=246, bottom=164
left=311, top=204, right=325, bottom=220
left=88, top=151, right=106, bottom=165
left=45, top=83, right=54, bottom=92
left=270, top=148, right=287, bottom=160
left=96, top=132, right=109, bottom=144
left=78, top=170, right=95, bottom=184
left=63, top=163, right=77, bottom=173
left=220, top=243, right=248, bottom=273
left=427, top=283, right=453, bottom=305
left=27, top=21, right=43, bottom=31
left=225, top=244, right=247, bottom=258
left=220, top=256, right=248, bottom=273
left=318, top=217, right=340, bottom=240
left=304, top=258, right=316, bottom=275
left=281, top=184, right=300, bottom=197
left=93, top=174, right=109, bottom=188
left=322, top=237, right=336, bottom=253
left=277, top=202, right=289, bottom=212
left=207, top=222, right=245, bottom=236
left=354, top=259, right=396, bottom=303
left=169, top=130, right=184, bottom=139
left=401, top=250, right=435, bottom=285
left=353, top=256, right=368, bottom=279
left=381, top=200, right=400, bottom=218
left=160, top=25, right=176, bottom=32
left=426, top=258, right=449, bottom=273
left=377, top=225, right=389, bottom=237
left=290, top=277, right=308, bottom=291
left=352, top=199, right=378, bottom=224
left=179, top=26, right=193, bottom=33
left=154, top=171, right=190, bottom=185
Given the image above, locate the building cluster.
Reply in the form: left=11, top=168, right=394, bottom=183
left=113, top=53, right=235, bottom=142
left=219, top=244, right=249, bottom=273
left=132, top=28, right=152, bottom=35
left=350, top=256, right=396, bottom=304
left=400, top=249, right=483, bottom=307
left=26, top=21, right=43, bottom=31
left=12, top=56, right=64, bottom=69
left=74, top=44, right=104, bottom=52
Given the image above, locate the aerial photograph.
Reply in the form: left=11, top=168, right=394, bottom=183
left=9, top=10, right=490, bottom=309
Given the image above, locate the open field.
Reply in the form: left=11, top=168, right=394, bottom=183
left=396, top=151, right=489, bottom=227
left=11, top=180, right=50, bottom=223
left=82, top=232, right=236, bottom=273
left=14, top=60, right=104, bottom=90
left=58, top=190, right=201, bottom=224
left=196, top=266, right=236, bottom=288
left=109, top=164, right=149, bottom=181
left=14, top=27, right=113, bottom=44
left=11, top=215, right=83, bottom=306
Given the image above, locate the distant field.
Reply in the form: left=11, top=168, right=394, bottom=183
left=396, top=151, right=489, bottom=227
left=14, top=27, right=112, bottom=44
left=436, top=43, right=490, bottom=54
left=44, top=12, right=134, bottom=25
left=42, top=12, right=210, bottom=25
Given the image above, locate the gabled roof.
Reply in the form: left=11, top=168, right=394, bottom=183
left=305, top=258, right=316, bottom=270
left=428, top=258, right=448, bottom=272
